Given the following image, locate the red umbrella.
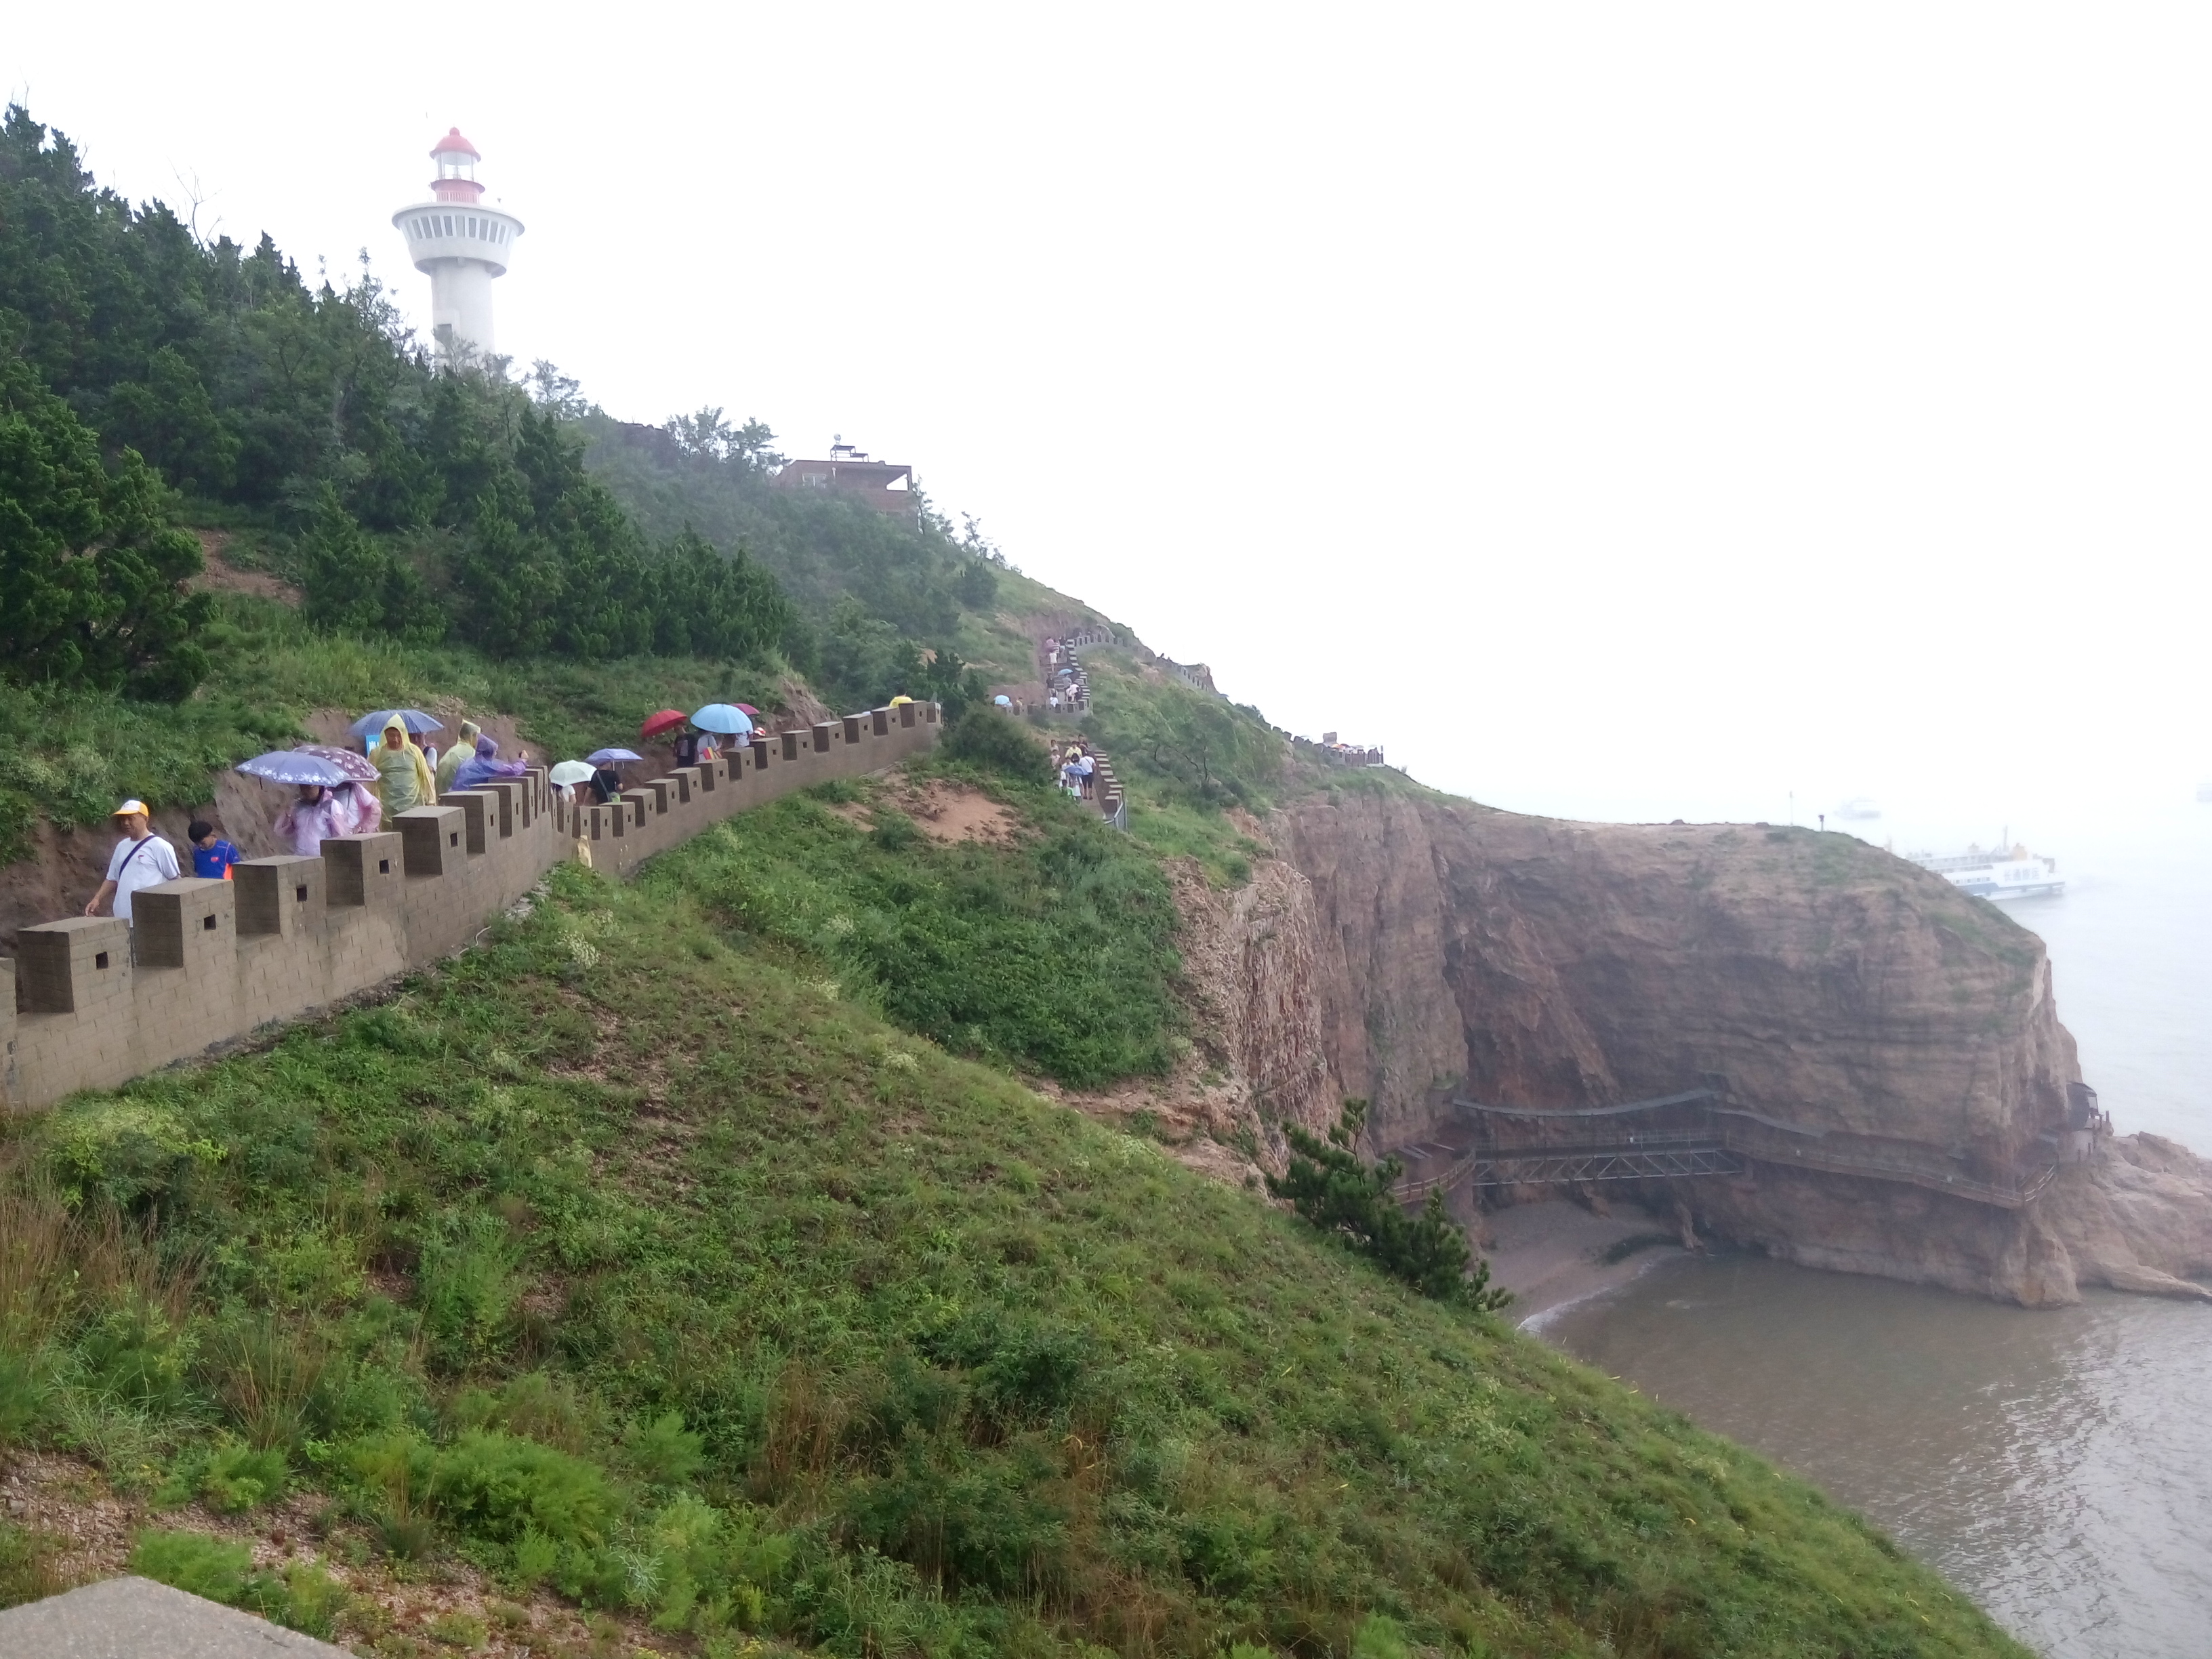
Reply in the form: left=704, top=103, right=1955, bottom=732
left=640, top=709, right=687, bottom=739
left=735, top=703, right=760, bottom=718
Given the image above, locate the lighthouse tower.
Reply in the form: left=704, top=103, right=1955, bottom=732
left=391, top=128, right=523, bottom=363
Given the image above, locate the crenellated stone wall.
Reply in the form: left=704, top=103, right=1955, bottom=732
left=0, top=702, right=940, bottom=1113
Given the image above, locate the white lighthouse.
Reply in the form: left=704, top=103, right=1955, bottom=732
left=391, top=128, right=523, bottom=363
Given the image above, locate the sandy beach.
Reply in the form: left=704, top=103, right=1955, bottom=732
left=1477, top=1197, right=1692, bottom=1330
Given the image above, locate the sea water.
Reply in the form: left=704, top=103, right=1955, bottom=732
left=1546, top=803, right=2212, bottom=1658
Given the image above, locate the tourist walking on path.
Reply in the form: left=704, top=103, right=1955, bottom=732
left=85, top=801, right=180, bottom=922
left=452, top=735, right=529, bottom=794
left=188, top=821, right=241, bottom=880
left=333, top=780, right=381, bottom=835
left=373, top=718, right=436, bottom=812
left=274, top=784, right=348, bottom=858
left=673, top=726, right=725, bottom=770
left=435, top=720, right=483, bottom=793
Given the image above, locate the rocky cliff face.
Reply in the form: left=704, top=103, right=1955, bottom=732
left=1267, top=785, right=2212, bottom=1305
left=1057, top=852, right=1338, bottom=1188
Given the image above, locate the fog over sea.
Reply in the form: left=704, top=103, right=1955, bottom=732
left=1546, top=799, right=2212, bottom=1659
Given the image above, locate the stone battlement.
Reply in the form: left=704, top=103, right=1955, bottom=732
left=0, top=701, right=940, bottom=1113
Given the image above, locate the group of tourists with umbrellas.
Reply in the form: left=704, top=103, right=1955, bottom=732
left=228, top=702, right=762, bottom=857
left=84, top=702, right=770, bottom=922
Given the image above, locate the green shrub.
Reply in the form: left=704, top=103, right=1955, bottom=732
left=428, top=1431, right=617, bottom=1549
left=417, top=1223, right=522, bottom=1372
left=427, top=1609, right=489, bottom=1647
left=125, top=1528, right=350, bottom=1635
left=271, top=1559, right=352, bottom=1638
left=71, top=1302, right=198, bottom=1412
left=0, top=1354, right=44, bottom=1450
left=342, top=1431, right=436, bottom=1558
left=200, top=1441, right=287, bottom=1513
left=622, top=1412, right=704, bottom=1490
left=1353, top=1614, right=1413, bottom=1659
left=41, top=1101, right=224, bottom=1212
left=1267, top=1102, right=1509, bottom=1311
left=941, top=709, right=1050, bottom=783
left=128, top=1528, right=251, bottom=1603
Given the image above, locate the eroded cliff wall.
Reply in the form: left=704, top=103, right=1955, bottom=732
left=1279, top=790, right=2076, bottom=1151
left=1271, top=785, right=2211, bottom=1304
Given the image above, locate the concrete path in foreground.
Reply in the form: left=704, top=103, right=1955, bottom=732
left=0, top=1576, right=348, bottom=1658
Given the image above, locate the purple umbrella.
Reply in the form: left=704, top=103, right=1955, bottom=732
left=237, top=751, right=352, bottom=787
left=587, top=747, right=643, bottom=764
left=294, top=743, right=380, bottom=782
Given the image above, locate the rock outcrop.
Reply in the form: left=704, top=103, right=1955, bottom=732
left=1059, top=853, right=1338, bottom=1187
left=1267, top=785, right=2212, bottom=1305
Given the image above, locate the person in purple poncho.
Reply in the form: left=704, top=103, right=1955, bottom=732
left=451, top=734, right=530, bottom=794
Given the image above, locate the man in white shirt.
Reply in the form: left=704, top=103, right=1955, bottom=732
left=85, top=800, right=182, bottom=924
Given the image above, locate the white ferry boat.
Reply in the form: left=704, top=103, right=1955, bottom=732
left=1909, top=845, right=2065, bottom=899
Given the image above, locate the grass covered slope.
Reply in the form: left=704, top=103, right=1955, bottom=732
left=668, top=776, right=1183, bottom=1087
left=1, top=798, right=2025, bottom=1657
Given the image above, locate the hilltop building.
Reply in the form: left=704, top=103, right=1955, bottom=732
left=773, top=438, right=919, bottom=522
left=392, top=128, right=523, bottom=362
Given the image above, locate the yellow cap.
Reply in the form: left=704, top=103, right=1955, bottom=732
left=112, top=799, right=150, bottom=817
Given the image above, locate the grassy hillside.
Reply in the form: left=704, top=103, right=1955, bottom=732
left=579, top=417, right=1107, bottom=689
left=0, top=772, right=2028, bottom=1658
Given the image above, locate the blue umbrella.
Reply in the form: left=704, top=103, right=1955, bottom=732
left=994, top=695, right=1012, bottom=708
left=690, top=703, right=754, bottom=736
left=587, top=747, right=642, bottom=764
left=348, top=708, right=445, bottom=739
left=237, top=751, right=351, bottom=787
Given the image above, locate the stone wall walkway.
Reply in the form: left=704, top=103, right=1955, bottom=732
left=1, top=704, right=940, bottom=1114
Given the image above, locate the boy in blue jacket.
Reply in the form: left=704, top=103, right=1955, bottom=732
left=188, top=820, right=242, bottom=880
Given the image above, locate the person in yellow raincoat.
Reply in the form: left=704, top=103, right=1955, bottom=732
left=373, top=717, right=437, bottom=813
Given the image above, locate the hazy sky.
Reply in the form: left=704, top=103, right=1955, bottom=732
left=11, top=3, right=2210, bottom=843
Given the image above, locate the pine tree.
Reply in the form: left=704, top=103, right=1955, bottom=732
left=1267, top=1099, right=1510, bottom=1311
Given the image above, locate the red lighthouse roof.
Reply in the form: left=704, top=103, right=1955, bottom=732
left=430, top=127, right=480, bottom=160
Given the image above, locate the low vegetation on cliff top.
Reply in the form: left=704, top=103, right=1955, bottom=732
left=0, top=785, right=2028, bottom=1658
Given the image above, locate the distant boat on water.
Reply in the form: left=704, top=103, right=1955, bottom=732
left=1835, top=798, right=1882, bottom=821
left=1908, top=844, right=2065, bottom=900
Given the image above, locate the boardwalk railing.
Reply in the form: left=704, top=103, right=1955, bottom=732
left=1389, top=1092, right=2061, bottom=1210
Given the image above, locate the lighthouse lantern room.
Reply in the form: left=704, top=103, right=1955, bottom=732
left=392, top=127, right=522, bottom=363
